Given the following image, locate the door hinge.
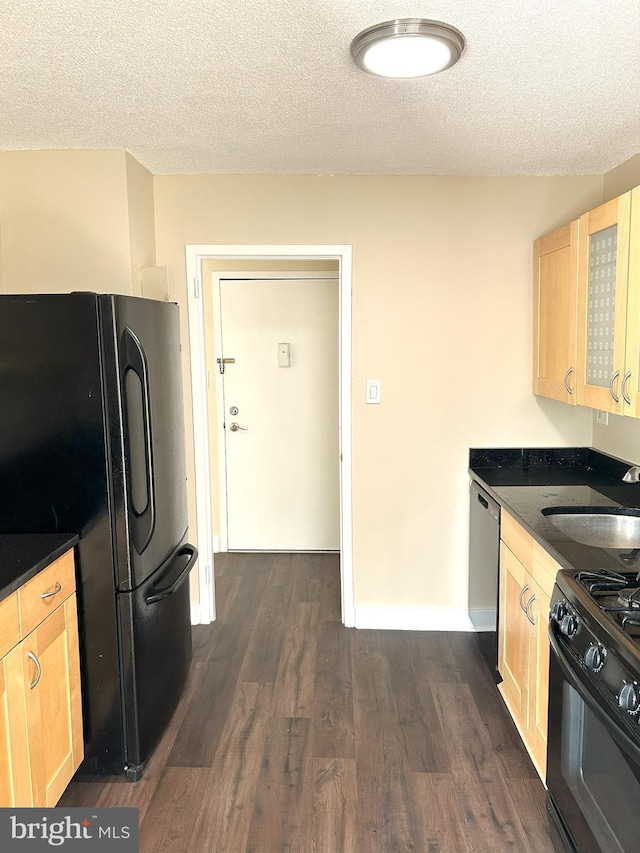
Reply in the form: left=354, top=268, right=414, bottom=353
left=194, top=277, right=201, bottom=299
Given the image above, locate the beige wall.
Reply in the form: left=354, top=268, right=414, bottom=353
left=593, top=413, right=640, bottom=465
left=603, top=152, right=640, bottom=203
left=0, top=150, right=135, bottom=294
left=154, top=174, right=603, bottom=613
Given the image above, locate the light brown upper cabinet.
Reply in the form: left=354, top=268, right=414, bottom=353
left=575, top=192, right=633, bottom=414
left=533, top=221, right=579, bottom=403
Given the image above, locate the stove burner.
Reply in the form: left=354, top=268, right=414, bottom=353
left=620, top=614, right=640, bottom=637
left=618, top=588, right=640, bottom=609
left=572, top=570, right=640, bottom=642
left=576, top=569, right=629, bottom=596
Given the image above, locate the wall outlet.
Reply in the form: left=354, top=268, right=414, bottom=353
left=596, top=410, right=609, bottom=425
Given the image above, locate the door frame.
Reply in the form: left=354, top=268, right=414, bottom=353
left=185, top=244, right=354, bottom=627
left=212, top=270, right=340, bottom=553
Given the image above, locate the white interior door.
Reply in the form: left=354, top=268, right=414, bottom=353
left=218, top=277, right=340, bottom=551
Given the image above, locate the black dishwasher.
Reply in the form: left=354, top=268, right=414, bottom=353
left=468, top=480, right=501, bottom=682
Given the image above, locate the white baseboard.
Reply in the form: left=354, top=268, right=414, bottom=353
left=468, top=608, right=497, bottom=632
left=213, top=535, right=221, bottom=553
left=354, top=607, right=475, bottom=632
left=190, top=602, right=201, bottom=625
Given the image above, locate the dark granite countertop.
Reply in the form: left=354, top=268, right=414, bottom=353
left=469, top=448, right=640, bottom=576
left=0, top=533, right=79, bottom=602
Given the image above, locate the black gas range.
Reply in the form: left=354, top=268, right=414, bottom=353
left=547, top=567, right=640, bottom=853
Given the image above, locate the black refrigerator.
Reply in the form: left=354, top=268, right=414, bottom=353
left=0, top=293, right=197, bottom=779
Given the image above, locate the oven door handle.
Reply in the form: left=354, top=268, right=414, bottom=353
left=549, top=627, right=640, bottom=765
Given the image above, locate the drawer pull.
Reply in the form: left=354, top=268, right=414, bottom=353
left=519, top=584, right=531, bottom=612
left=525, top=593, right=536, bottom=626
left=622, top=370, right=632, bottom=405
left=40, top=582, right=62, bottom=600
left=609, top=370, right=620, bottom=403
left=563, top=366, right=574, bottom=395
left=27, top=651, right=41, bottom=689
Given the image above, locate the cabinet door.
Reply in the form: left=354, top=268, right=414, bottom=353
left=22, top=595, right=83, bottom=807
left=0, top=645, right=31, bottom=807
left=498, top=542, right=529, bottom=731
left=619, top=186, right=640, bottom=417
left=576, top=192, right=632, bottom=412
left=527, top=580, right=550, bottom=781
left=534, top=221, right=579, bottom=403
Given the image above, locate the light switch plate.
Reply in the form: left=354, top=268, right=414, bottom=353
left=366, top=380, right=381, bottom=404
left=277, top=342, right=290, bottom=367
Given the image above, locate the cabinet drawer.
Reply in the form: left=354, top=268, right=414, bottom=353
left=532, top=541, right=561, bottom=599
left=18, top=550, right=76, bottom=638
left=0, top=593, right=20, bottom=659
left=501, top=511, right=534, bottom=569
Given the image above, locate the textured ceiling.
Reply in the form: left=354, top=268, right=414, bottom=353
left=1, top=0, right=639, bottom=175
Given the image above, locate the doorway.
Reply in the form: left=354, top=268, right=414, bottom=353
left=211, top=271, right=340, bottom=552
left=185, top=244, right=354, bottom=627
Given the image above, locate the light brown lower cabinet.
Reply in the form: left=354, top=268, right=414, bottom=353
left=0, top=643, right=30, bottom=806
left=498, top=511, right=554, bottom=781
left=0, top=549, right=83, bottom=807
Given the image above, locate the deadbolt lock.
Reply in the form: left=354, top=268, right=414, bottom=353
left=229, top=406, right=239, bottom=415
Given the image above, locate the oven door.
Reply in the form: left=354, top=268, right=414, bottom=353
left=547, top=628, right=640, bottom=853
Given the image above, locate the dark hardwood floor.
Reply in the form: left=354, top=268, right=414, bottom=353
left=60, top=552, right=555, bottom=852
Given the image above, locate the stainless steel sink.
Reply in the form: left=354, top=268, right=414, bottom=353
left=542, top=506, right=640, bottom=548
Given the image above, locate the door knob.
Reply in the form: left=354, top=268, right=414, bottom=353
left=229, top=422, right=247, bottom=432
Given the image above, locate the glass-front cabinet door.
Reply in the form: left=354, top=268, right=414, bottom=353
left=576, top=192, right=632, bottom=414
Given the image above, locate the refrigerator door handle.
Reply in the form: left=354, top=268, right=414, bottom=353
left=144, top=545, right=198, bottom=605
left=122, top=326, right=156, bottom=554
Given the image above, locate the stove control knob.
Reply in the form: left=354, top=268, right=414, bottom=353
left=619, top=683, right=640, bottom=714
left=560, top=613, right=578, bottom=638
left=551, top=601, right=567, bottom=623
left=584, top=644, right=606, bottom=672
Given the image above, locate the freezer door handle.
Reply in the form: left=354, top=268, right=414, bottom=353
left=144, top=545, right=198, bottom=604
left=122, top=326, right=156, bottom=554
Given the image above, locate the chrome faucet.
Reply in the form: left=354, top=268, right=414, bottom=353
left=622, top=466, right=640, bottom=482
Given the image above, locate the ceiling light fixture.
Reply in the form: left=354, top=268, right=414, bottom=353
left=350, top=19, right=465, bottom=79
